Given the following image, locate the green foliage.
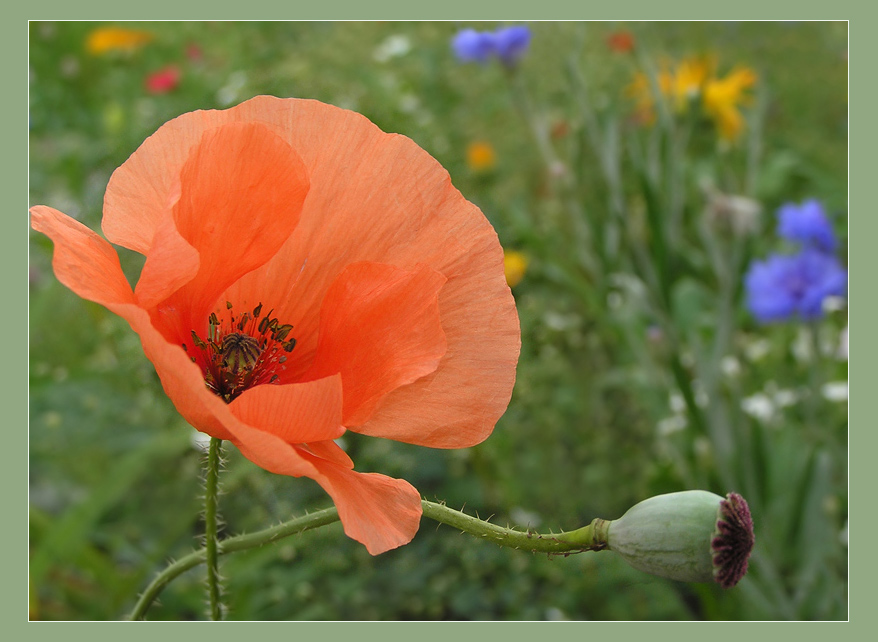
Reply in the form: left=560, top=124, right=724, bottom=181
left=29, top=21, right=847, bottom=620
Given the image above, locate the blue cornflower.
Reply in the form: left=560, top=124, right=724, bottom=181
left=451, top=25, right=531, bottom=67
left=744, top=248, right=847, bottom=323
left=493, top=25, right=532, bottom=66
left=776, top=199, right=838, bottom=252
left=451, top=29, right=497, bottom=64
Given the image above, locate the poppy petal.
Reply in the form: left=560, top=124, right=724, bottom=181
left=358, top=236, right=519, bottom=448
left=35, top=97, right=520, bottom=556
left=100, top=98, right=519, bottom=450
left=30, top=207, right=237, bottom=441
left=231, top=424, right=421, bottom=554
left=118, top=303, right=238, bottom=441
left=302, top=439, right=354, bottom=469
left=304, top=261, right=447, bottom=426
left=229, top=375, right=345, bottom=444
left=134, top=211, right=200, bottom=310
left=296, top=447, right=423, bottom=555
left=212, top=98, right=520, bottom=449
left=29, top=206, right=135, bottom=307
left=152, top=122, right=309, bottom=335
left=116, top=310, right=346, bottom=476
left=103, top=112, right=203, bottom=254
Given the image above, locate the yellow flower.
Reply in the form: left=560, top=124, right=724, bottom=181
left=466, top=141, right=497, bottom=172
left=628, top=56, right=756, bottom=143
left=627, top=56, right=710, bottom=121
left=626, top=65, right=671, bottom=124
left=703, top=67, right=757, bottom=141
left=669, top=56, right=713, bottom=110
left=86, top=26, right=154, bottom=55
left=503, top=250, right=528, bottom=288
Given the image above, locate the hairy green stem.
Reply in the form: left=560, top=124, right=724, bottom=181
left=204, top=437, right=223, bottom=621
left=129, top=500, right=608, bottom=620
left=129, top=505, right=340, bottom=621
left=422, top=501, right=607, bottom=554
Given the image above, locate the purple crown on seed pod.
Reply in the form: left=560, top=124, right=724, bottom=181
left=712, top=493, right=755, bottom=589
left=601, top=490, right=755, bottom=587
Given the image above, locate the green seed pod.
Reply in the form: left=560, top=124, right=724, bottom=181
left=596, top=490, right=754, bottom=587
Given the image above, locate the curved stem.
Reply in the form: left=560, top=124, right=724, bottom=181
left=204, top=437, right=223, bottom=621
left=129, top=501, right=607, bottom=620
left=129, top=505, right=341, bottom=621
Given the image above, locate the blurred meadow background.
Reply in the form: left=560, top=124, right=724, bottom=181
left=28, top=21, right=848, bottom=620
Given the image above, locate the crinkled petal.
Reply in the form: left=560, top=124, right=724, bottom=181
left=95, top=304, right=417, bottom=555
left=30, top=206, right=135, bottom=307
left=90, top=96, right=518, bottom=450
left=30, top=206, right=235, bottom=440
left=295, top=447, right=423, bottom=555
left=134, top=211, right=200, bottom=309
left=102, top=111, right=219, bottom=254
left=116, top=303, right=239, bottom=441
left=303, top=262, right=447, bottom=426
left=303, top=439, right=354, bottom=469
left=220, top=97, right=520, bottom=448
left=229, top=375, right=345, bottom=444
left=358, top=242, right=519, bottom=448
left=34, top=96, right=518, bottom=557
left=150, top=122, right=309, bottom=340
left=232, top=428, right=422, bottom=555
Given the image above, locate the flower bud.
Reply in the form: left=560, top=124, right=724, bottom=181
left=594, top=491, right=754, bottom=587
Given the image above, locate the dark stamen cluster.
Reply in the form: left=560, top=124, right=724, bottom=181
left=183, top=301, right=297, bottom=402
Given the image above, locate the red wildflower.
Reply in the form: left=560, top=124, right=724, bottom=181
left=550, top=120, right=570, bottom=140
left=185, top=43, right=203, bottom=61
left=607, top=31, right=635, bottom=54
left=145, top=66, right=181, bottom=94
left=30, top=96, right=520, bottom=555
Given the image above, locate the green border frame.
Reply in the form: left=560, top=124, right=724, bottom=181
left=12, top=2, right=867, bottom=638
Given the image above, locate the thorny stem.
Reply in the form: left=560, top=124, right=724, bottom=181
left=128, top=505, right=340, bottom=621
left=129, top=500, right=608, bottom=620
left=204, top=437, right=223, bottom=621
left=421, top=501, right=607, bottom=554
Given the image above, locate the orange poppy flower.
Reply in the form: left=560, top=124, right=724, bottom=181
left=30, top=96, right=521, bottom=555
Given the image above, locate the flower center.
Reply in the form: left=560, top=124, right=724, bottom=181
left=184, top=301, right=296, bottom=403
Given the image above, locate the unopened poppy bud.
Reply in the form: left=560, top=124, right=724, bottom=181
left=593, top=491, right=754, bottom=587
